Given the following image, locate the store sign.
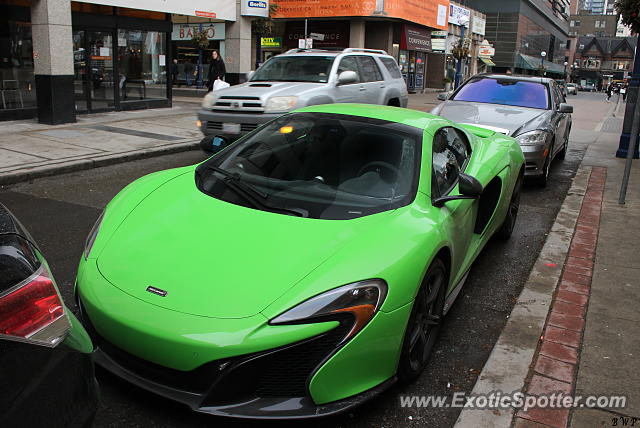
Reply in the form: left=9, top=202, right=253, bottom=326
left=431, top=38, right=446, bottom=52
left=241, top=0, right=269, bottom=17
left=472, top=17, right=486, bottom=35
left=478, top=40, right=495, bottom=57
left=80, top=0, right=236, bottom=21
left=284, top=21, right=349, bottom=49
left=449, top=4, right=470, bottom=27
left=172, top=23, right=226, bottom=41
left=274, top=0, right=450, bottom=31
left=260, top=37, right=282, bottom=48
left=401, top=25, right=432, bottom=52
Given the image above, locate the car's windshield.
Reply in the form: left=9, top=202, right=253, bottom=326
left=195, top=112, right=422, bottom=220
left=453, top=77, right=549, bottom=109
left=250, top=56, right=335, bottom=83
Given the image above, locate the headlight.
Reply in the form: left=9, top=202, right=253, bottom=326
left=515, top=130, right=549, bottom=146
left=84, top=211, right=104, bottom=259
left=270, top=279, right=388, bottom=341
left=201, top=92, right=217, bottom=109
left=264, top=96, right=298, bottom=113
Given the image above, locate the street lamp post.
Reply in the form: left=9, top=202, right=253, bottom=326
left=541, top=51, right=547, bottom=76
left=564, top=61, right=568, bottom=79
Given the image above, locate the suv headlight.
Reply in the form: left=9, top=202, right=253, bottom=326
left=515, top=130, right=549, bottom=146
left=201, top=92, right=217, bottom=109
left=270, top=279, right=387, bottom=342
left=264, top=96, right=298, bottom=113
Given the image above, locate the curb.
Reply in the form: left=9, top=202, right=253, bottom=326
left=0, top=140, right=199, bottom=186
left=514, top=167, right=606, bottom=428
left=454, top=166, right=592, bottom=428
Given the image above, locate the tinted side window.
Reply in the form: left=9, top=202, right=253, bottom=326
left=337, top=56, right=360, bottom=84
left=432, top=127, right=470, bottom=196
left=356, top=56, right=383, bottom=82
left=555, top=85, right=566, bottom=103
left=380, top=57, right=402, bottom=79
left=550, top=84, right=560, bottom=107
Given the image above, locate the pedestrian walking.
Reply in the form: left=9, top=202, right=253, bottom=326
left=170, top=59, right=179, bottom=87
left=605, top=83, right=613, bottom=102
left=207, top=50, right=226, bottom=92
left=621, top=84, right=627, bottom=101
left=184, top=60, right=195, bottom=87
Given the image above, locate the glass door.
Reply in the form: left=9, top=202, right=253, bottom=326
left=72, top=30, right=88, bottom=112
left=88, top=31, right=115, bottom=111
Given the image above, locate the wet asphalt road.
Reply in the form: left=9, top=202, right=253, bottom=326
left=0, top=92, right=609, bottom=427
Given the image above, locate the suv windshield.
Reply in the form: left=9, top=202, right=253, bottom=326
left=453, top=77, right=549, bottom=109
left=196, top=112, right=421, bottom=220
left=250, top=56, right=335, bottom=83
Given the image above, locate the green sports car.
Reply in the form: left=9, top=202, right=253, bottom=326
left=76, top=104, right=524, bottom=418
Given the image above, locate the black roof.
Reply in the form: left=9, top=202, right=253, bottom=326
left=577, top=36, right=637, bottom=55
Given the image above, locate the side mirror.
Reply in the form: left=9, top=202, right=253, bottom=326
left=433, top=173, right=483, bottom=207
left=246, top=70, right=255, bottom=80
left=459, top=173, right=484, bottom=197
left=558, top=103, right=573, bottom=113
left=437, top=93, right=448, bottom=101
left=337, top=70, right=358, bottom=85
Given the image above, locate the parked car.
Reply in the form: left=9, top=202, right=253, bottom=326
left=555, top=79, right=567, bottom=97
left=432, top=74, right=572, bottom=186
left=0, top=203, right=98, bottom=427
left=197, top=48, right=408, bottom=151
left=77, top=104, right=524, bottom=419
left=566, top=83, right=578, bottom=95
left=580, top=82, right=596, bottom=92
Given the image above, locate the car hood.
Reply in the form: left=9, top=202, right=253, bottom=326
left=217, top=81, right=326, bottom=100
left=97, top=171, right=391, bottom=319
left=436, top=100, right=550, bottom=136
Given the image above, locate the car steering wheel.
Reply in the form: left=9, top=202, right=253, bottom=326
left=357, top=161, right=400, bottom=182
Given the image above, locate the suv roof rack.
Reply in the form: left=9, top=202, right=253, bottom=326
left=284, top=48, right=343, bottom=54
left=342, top=48, right=388, bottom=55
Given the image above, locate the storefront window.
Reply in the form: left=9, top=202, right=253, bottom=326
left=0, top=19, right=35, bottom=110
left=117, top=29, right=167, bottom=101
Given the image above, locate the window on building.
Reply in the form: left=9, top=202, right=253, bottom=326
left=575, top=20, right=581, bottom=27
left=566, top=40, right=571, bottom=49
left=117, top=30, right=167, bottom=101
left=570, top=20, right=575, bottom=27
left=0, top=19, right=36, bottom=111
left=579, top=44, right=585, bottom=50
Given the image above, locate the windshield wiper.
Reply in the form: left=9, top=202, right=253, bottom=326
left=206, top=165, right=268, bottom=199
left=205, top=166, right=305, bottom=217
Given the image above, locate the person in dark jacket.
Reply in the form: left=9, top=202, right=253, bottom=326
left=170, top=59, right=179, bottom=86
left=606, top=83, right=613, bottom=102
left=207, top=50, right=226, bottom=91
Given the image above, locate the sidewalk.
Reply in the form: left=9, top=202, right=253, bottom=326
left=0, top=93, right=439, bottom=186
left=0, top=102, right=202, bottom=185
left=455, top=110, right=640, bottom=427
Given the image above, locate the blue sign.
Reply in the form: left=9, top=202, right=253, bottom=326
left=248, top=1, right=267, bottom=8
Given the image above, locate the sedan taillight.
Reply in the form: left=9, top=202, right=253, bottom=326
left=0, top=266, right=71, bottom=347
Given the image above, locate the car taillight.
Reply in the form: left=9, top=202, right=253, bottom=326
left=0, top=266, right=71, bottom=347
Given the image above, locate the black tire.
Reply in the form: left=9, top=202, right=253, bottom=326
left=557, top=126, right=570, bottom=160
left=398, top=258, right=447, bottom=383
left=496, top=174, right=522, bottom=240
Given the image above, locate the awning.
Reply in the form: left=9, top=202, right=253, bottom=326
left=516, top=53, right=565, bottom=74
left=479, top=57, right=495, bottom=66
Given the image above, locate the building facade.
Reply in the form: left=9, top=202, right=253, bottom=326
left=0, top=0, right=256, bottom=124
left=571, top=36, right=637, bottom=87
left=569, top=10, right=618, bottom=37
left=465, top=0, right=570, bottom=77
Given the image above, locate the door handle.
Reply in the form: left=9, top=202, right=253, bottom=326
left=359, top=86, right=366, bottom=91
left=380, top=84, right=386, bottom=88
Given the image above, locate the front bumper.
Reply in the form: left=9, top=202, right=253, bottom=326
left=197, top=109, right=282, bottom=139
left=76, top=259, right=408, bottom=418
left=520, top=144, right=549, bottom=176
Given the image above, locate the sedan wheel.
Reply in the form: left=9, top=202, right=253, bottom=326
left=398, top=258, right=447, bottom=382
left=536, top=144, right=553, bottom=187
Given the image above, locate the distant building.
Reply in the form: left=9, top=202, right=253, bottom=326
left=569, top=10, right=619, bottom=37
left=571, top=36, right=637, bottom=87
left=465, top=0, right=570, bottom=77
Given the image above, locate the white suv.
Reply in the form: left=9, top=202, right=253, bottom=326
left=198, top=48, right=408, bottom=147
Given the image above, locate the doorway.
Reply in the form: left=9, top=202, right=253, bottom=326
left=72, top=29, right=116, bottom=113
